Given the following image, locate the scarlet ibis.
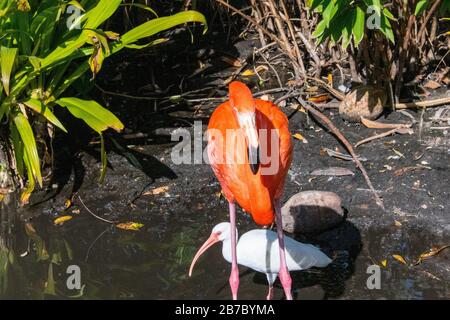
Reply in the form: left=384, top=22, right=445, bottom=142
left=204, top=81, right=293, bottom=299
left=189, top=222, right=332, bottom=300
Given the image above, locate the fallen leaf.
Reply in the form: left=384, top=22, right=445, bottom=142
left=327, top=73, right=333, bottom=86
left=394, top=220, right=402, bottom=227
left=116, top=222, right=144, bottom=231
left=54, top=216, right=73, bottom=225
left=323, top=148, right=368, bottom=162
left=310, top=167, right=354, bottom=176
left=414, top=245, right=450, bottom=265
left=423, top=80, right=441, bottom=90
left=392, top=254, right=408, bottom=265
left=220, top=56, right=242, bottom=67
left=143, top=185, right=169, bottom=196
left=361, top=117, right=411, bottom=129
left=308, top=94, right=331, bottom=103
left=381, top=259, right=388, bottom=267
left=392, top=148, right=405, bottom=158
left=241, top=65, right=268, bottom=76
left=65, top=199, right=72, bottom=209
left=292, top=133, right=308, bottom=143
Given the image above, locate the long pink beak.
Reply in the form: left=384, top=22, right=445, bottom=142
left=188, top=232, right=220, bottom=277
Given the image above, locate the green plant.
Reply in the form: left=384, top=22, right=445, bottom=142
left=0, top=0, right=206, bottom=203
left=307, top=0, right=450, bottom=97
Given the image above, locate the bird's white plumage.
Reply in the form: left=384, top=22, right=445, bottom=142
left=215, top=223, right=332, bottom=284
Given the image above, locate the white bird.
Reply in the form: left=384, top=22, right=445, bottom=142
left=189, top=222, right=332, bottom=300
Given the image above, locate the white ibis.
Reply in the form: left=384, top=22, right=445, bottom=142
left=189, top=222, right=332, bottom=300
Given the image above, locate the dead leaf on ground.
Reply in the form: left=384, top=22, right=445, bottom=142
left=241, top=65, right=268, bottom=77
left=394, top=166, right=427, bottom=176
left=392, top=254, right=408, bottom=265
left=292, top=133, right=308, bottom=143
left=116, top=222, right=144, bottom=231
left=143, top=185, right=170, bottom=196
left=394, top=220, right=402, bottom=227
left=413, top=245, right=450, bottom=265
left=322, top=148, right=368, bottom=162
left=54, top=216, right=73, bottom=226
left=361, top=117, right=411, bottom=129
left=381, top=259, right=388, bottom=267
left=220, top=56, right=242, bottom=67
left=310, top=167, right=354, bottom=176
left=308, top=94, right=331, bottom=103
left=65, top=199, right=72, bottom=209
left=423, top=80, right=441, bottom=90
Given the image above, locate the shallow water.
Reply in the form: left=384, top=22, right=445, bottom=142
left=1, top=198, right=448, bottom=300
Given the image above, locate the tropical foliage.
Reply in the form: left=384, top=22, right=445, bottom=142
left=0, top=0, right=206, bottom=203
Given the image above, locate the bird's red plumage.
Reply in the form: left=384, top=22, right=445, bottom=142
left=207, top=98, right=292, bottom=226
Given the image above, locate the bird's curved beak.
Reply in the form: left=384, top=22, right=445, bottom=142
left=188, top=232, right=221, bottom=277
left=237, top=112, right=259, bottom=175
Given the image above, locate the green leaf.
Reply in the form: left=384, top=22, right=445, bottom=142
left=379, top=12, right=395, bottom=44
left=84, top=0, right=122, bottom=29
left=312, top=19, right=328, bottom=38
left=55, top=97, right=124, bottom=133
left=23, top=99, right=67, bottom=133
left=120, top=3, right=158, bottom=18
left=414, top=0, right=428, bottom=16
left=13, top=112, right=42, bottom=187
left=10, top=122, right=24, bottom=176
left=121, top=10, right=207, bottom=46
left=353, top=6, right=365, bottom=47
left=0, top=46, right=18, bottom=95
left=40, top=35, right=87, bottom=70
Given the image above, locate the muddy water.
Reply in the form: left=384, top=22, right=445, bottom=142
left=0, top=109, right=449, bottom=300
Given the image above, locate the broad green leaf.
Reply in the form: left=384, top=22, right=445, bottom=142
left=379, top=12, right=395, bottom=44
left=0, top=46, right=18, bottom=95
left=383, top=8, right=396, bottom=21
left=21, top=149, right=35, bottom=204
left=121, top=10, right=207, bottom=46
left=322, top=0, right=335, bottom=27
left=312, top=19, right=327, bottom=38
left=353, top=6, right=365, bottom=46
left=55, top=97, right=124, bottom=133
left=13, top=112, right=42, bottom=187
left=84, top=0, right=122, bottom=29
left=68, top=0, right=84, bottom=12
left=23, top=99, right=67, bottom=132
left=40, top=35, right=87, bottom=70
left=414, top=0, right=428, bottom=16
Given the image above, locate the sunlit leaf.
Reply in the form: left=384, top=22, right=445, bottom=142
left=13, top=112, right=42, bottom=187
left=392, top=254, right=407, bottom=265
left=54, top=215, right=73, bottom=225
left=116, top=222, right=145, bottom=231
left=0, top=46, right=18, bottom=95
left=23, top=99, right=67, bottom=132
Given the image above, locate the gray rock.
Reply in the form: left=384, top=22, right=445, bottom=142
left=282, top=191, right=345, bottom=233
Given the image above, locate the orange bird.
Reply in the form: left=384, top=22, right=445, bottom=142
left=204, top=81, right=293, bottom=299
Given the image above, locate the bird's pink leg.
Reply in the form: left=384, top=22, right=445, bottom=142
left=266, top=285, right=274, bottom=300
left=228, top=201, right=239, bottom=300
left=274, top=201, right=293, bottom=300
